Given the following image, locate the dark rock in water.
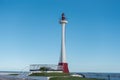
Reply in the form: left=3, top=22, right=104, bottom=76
left=78, top=73, right=86, bottom=78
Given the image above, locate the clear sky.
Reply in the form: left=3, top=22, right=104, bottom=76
left=0, top=0, right=120, bottom=72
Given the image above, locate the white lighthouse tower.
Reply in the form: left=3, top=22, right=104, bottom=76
left=29, top=13, right=70, bottom=73
left=58, top=13, right=69, bottom=73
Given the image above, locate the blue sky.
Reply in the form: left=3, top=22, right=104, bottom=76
left=0, top=0, right=120, bottom=72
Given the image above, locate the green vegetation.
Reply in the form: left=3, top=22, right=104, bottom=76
left=29, top=73, right=70, bottom=76
left=39, top=67, right=48, bottom=72
left=29, top=73, right=104, bottom=80
left=30, top=73, right=104, bottom=80
left=50, top=77, right=104, bottom=80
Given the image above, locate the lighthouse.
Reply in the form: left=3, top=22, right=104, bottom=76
left=58, top=13, right=69, bottom=73
left=29, top=13, right=69, bottom=73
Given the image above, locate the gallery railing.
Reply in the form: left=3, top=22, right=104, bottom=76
left=30, top=64, right=63, bottom=71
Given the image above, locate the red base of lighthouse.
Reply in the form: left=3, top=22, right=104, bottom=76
left=58, top=63, right=69, bottom=73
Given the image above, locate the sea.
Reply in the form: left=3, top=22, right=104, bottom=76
left=78, top=72, right=120, bottom=80
left=0, top=71, right=120, bottom=80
